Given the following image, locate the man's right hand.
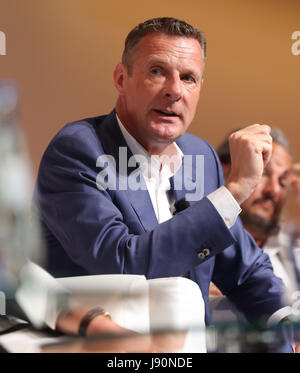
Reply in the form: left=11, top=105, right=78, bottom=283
left=225, top=124, right=272, bottom=205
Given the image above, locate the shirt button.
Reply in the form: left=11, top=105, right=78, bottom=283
left=225, top=218, right=230, bottom=227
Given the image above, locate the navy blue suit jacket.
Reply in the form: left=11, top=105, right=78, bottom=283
left=36, top=110, right=290, bottom=340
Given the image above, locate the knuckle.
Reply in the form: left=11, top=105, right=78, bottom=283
left=240, top=134, right=251, bottom=144
left=228, top=133, right=237, bottom=142
left=261, top=124, right=271, bottom=133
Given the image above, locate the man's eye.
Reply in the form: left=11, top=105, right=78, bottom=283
left=151, top=68, right=161, bottom=75
left=279, top=177, right=289, bottom=188
left=182, top=75, right=195, bottom=82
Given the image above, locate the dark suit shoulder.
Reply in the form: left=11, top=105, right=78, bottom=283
left=177, top=132, right=217, bottom=157
left=42, top=114, right=110, bottom=157
left=53, top=114, right=107, bottom=141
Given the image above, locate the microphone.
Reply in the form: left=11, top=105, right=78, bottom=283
left=173, top=198, right=190, bottom=215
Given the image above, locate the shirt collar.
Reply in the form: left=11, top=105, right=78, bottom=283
left=116, top=113, right=183, bottom=180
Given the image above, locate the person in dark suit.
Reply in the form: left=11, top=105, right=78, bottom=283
left=35, top=17, right=293, bottom=351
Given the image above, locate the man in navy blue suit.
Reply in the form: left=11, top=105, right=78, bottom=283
left=36, top=18, right=293, bottom=351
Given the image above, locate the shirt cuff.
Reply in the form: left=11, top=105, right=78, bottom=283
left=207, top=186, right=241, bottom=228
left=267, top=306, right=293, bottom=327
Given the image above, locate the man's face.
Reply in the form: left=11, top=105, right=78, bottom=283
left=240, top=142, right=292, bottom=228
left=115, top=33, right=204, bottom=152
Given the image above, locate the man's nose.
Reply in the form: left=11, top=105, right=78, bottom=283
left=164, top=75, right=182, bottom=101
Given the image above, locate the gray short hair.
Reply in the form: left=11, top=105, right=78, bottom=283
left=122, top=17, right=206, bottom=73
left=270, top=127, right=291, bottom=153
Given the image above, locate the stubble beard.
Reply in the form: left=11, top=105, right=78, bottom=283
left=240, top=209, right=280, bottom=240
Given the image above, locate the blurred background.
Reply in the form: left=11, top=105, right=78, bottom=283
left=0, top=0, right=299, bottom=218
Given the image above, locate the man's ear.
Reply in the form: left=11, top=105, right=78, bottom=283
left=113, top=62, right=127, bottom=95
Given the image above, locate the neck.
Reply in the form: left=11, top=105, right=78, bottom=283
left=244, top=225, right=268, bottom=248
left=115, top=99, right=176, bottom=157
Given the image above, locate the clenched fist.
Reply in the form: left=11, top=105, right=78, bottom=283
left=225, top=124, right=272, bottom=205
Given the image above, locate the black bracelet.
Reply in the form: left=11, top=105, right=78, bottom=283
left=78, top=307, right=111, bottom=336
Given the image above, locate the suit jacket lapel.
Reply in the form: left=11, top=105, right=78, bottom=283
left=171, top=137, right=199, bottom=206
left=95, top=110, right=158, bottom=232
left=94, top=110, right=201, bottom=230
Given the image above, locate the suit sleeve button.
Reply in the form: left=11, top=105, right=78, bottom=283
left=198, top=252, right=205, bottom=260
left=203, top=248, right=210, bottom=256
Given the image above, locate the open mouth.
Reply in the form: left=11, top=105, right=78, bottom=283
left=154, top=109, right=179, bottom=117
left=254, top=199, right=275, bottom=212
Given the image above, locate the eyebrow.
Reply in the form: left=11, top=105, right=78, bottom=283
left=264, top=163, right=292, bottom=176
